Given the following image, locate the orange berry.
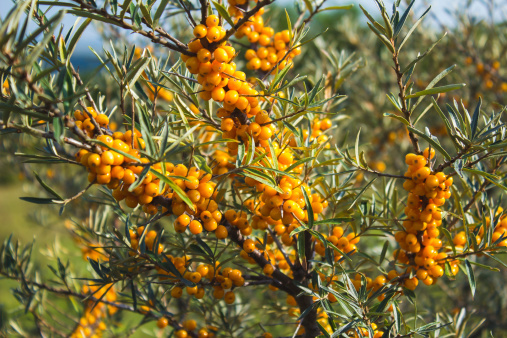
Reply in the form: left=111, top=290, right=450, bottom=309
left=189, top=220, right=203, bottom=235
left=206, top=15, right=219, bottom=27
left=87, top=153, right=101, bottom=167
left=243, top=239, right=256, bottom=253
left=157, top=317, right=169, bottom=328
left=193, top=24, right=207, bottom=38
left=423, top=147, right=436, bottom=159
left=215, top=225, right=228, bottom=239
left=214, top=48, right=229, bottom=63
left=176, top=214, right=191, bottom=227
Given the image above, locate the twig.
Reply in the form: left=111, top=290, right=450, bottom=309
left=61, top=180, right=95, bottom=205
left=267, top=228, right=295, bottom=270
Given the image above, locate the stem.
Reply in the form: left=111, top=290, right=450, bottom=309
left=392, top=48, right=421, bottom=154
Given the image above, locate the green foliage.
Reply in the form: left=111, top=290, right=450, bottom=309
left=0, top=0, right=506, bottom=337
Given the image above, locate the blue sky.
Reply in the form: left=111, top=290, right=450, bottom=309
left=4, top=0, right=505, bottom=57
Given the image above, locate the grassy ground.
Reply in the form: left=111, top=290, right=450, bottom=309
left=0, top=182, right=154, bottom=336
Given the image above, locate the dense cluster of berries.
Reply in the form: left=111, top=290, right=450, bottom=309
left=291, top=117, right=332, bottom=148
left=393, top=148, right=456, bottom=288
left=70, top=284, right=117, bottom=338
left=315, top=226, right=360, bottom=261
left=228, top=1, right=301, bottom=67
left=182, top=15, right=262, bottom=119
left=232, top=7, right=301, bottom=72
left=454, top=207, right=507, bottom=248
left=245, top=177, right=328, bottom=245
left=69, top=228, right=108, bottom=262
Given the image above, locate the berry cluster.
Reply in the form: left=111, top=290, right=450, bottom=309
left=183, top=15, right=262, bottom=120
left=70, top=284, right=117, bottom=338
left=454, top=207, right=507, bottom=248
left=394, top=148, right=456, bottom=288
left=229, top=3, right=301, bottom=72
left=315, top=226, right=360, bottom=261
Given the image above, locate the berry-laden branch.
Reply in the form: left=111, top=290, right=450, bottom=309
left=208, top=0, right=276, bottom=50
left=221, top=218, right=321, bottom=338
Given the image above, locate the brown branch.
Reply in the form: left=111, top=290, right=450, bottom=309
left=178, top=0, right=197, bottom=27
left=208, top=0, right=275, bottom=51
left=199, top=0, right=208, bottom=25
left=71, top=0, right=194, bottom=56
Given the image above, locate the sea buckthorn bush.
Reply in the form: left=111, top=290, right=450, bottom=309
left=1, top=0, right=507, bottom=337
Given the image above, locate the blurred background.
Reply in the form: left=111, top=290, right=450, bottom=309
left=1, top=0, right=507, bottom=336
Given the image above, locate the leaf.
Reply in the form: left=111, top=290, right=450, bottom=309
left=471, top=97, right=482, bottom=139
left=126, top=57, right=151, bottom=89
left=367, top=22, right=395, bottom=53
left=379, top=241, right=389, bottom=265
left=139, top=2, right=152, bottom=26
left=290, top=225, right=308, bottom=237
left=300, top=187, right=314, bottom=228
left=463, top=168, right=499, bottom=181
left=394, top=0, right=415, bottom=37
left=194, top=155, right=212, bottom=174
left=268, top=139, right=278, bottom=169
left=212, top=1, right=235, bottom=27
left=407, top=126, right=451, bottom=160
left=153, top=0, right=170, bottom=26
left=464, top=259, right=476, bottom=298
left=381, top=9, right=393, bottom=38
left=297, top=231, right=306, bottom=264
left=128, top=166, right=150, bottom=192
left=402, top=33, right=447, bottom=73
left=33, top=171, right=63, bottom=199
left=120, top=0, right=133, bottom=19
left=66, top=18, right=92, bottom=60
left=314, top=218, right=353, bottom=225
left=406, top=83, right=465, bottom=99
left=150, top=169, right=195, bottom=211
left=383, top=112, right=409, bottom=125
left=19, top=197, right=60, bottom=204
left=320, top=5, right=354, bottom=11
left=412, top=65, right=456, bottom=110
left=285, top=9, right=292, bottom=43
left=242, top=170, right=282, bottom=193
left=399, top=6, right=431, bottom=50
left=348, top=177, right=377, bottom=210
left=354, top=128, right=361, bottom=167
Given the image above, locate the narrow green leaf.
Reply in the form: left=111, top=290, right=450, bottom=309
left=407, top=127, right=451, bottom=160
left=464, top=259, right=476, bottom=298
left=153, top=0, right=170, bottom=26
left=406, top=83, right=466, bottom=99
left=348, top=177, right=377, bottom=210
left=471, top=97, right=482, bottom=139
left=150, top=169, right=195, bottom=211
left=394, top=0, right=415, bottom=37
left=383, top=112, right=409, bottom=125
left=367, top=23, right=394, bottom=53
left=398, top=6, right=431, bottom=50
left=290, top=225, right=308, bottom=237
left=66, top=18, right=92, bottom=60
left=212, top=1, right=235, bottom=27
left=33, top=171, right=63, bottom=200
left=301, top=187, right=314, bottom=229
